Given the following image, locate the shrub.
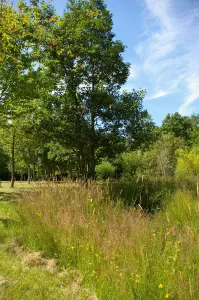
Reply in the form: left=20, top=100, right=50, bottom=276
left=95, top=161, right=115, bottom=180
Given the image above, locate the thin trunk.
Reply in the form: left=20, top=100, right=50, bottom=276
left=90, top=110, right=95, bottom=179
left=90, top=69, right=96, bottom=179
left=33, top=164, right=35, bottom=181
left=10, top=132, right=15, bottom=188
left=79, top=144, right=85, bottom=181
left=37, top=164, right=39, bottom=181
left=28, top=164, right=31, bottom=184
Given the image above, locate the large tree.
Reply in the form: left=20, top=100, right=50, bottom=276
left=45, top=0, right=130, bottom=178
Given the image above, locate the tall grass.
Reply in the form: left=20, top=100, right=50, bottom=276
left=8, top=182, right=199, bottom=299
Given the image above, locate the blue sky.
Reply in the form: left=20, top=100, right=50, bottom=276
left=12, top=0, right=199, bottom=124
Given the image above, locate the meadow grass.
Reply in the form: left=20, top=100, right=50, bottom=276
left=0, top=182, right=96, bottom=300
left=2, top=182, right=198, bottom=299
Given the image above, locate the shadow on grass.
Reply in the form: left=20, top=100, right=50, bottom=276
left=0, top=216, right=15, bottom=228
left=0, top=192, right=22, bottom=202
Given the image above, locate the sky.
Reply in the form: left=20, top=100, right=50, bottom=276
left=11, top=0, right=199, bottom=124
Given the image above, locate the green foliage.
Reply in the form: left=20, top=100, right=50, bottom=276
left=117, top=151, right=144, bottom=178
left=151, top=133, right=185, bottom=177
left=176, top=147, right=199, bottom=179
left=117, top=133, right=185, bottom=179
left=162, top=112, right=193, bottom=143
left=95, top=161, right=115, bottom=180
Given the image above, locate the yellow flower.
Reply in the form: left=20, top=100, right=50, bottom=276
left=135, top=279, right=140, bottom=284
left=153, top=233, right=156, bottom=236
left=119, top=273, right=123, bottom=277
left=36, top=212, right=42, bottom=217
left=136, top=274, right=140, bottom=278
left=159, top=284, right=164, bottom=289
left=165, top=292, right=170, bottom=299
left=71, top=246, right=75, bottom=250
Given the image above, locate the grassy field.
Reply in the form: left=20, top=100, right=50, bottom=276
left=1, top=181, right=199, bottom=299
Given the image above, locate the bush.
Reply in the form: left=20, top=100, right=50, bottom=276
left=95, top=161, right=115, bottom=180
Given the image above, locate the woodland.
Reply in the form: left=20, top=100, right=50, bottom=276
left=1, top=0, right=199, bottom=189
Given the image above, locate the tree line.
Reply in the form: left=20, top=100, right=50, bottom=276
left=0, top=0, right=199, bottom=186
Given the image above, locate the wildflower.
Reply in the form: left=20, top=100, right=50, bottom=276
left=165, top=292, right=170, bottom=298
left=116, top=266, right=119, bottom=269
left=136, top=274, right=140, bottom=278
left=36, top=212, right=42, bottom=217
left=71, top=246, right=75, bottom=250
left=159, top=284, right=164, bottom=289
left=153, top=233, right=156, bottom=237
left=119, top=273, right=123, bottom=277
left=135, top=280, right=140, bottom=284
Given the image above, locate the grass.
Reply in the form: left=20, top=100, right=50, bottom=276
left=0, top=182, right=96, bottom=300
left=0, top=248, right=91, bottom=300
left=1, top=181, right=199, bottom=299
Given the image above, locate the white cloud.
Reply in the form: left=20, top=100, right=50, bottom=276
left=129, top=64, right=139, bottom=80
left=146, top=90, right=170, bottom=100
left=179, top=75, right=199, bottom=114
left=136, top=0, right=199, bottom=113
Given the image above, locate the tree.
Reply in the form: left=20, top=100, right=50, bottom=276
left=45, top=0, right=130, bottom=178
left=151, top=133, right=185, bottom=177
left=162, top=113, right=193, bottom=143
left=114, top=89, right=156, bottom=151
left=0, top=0, right=155, bottom=182
left=0, top=0, right=58, bottom=186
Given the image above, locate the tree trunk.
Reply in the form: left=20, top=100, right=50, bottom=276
left=90, top=72, right=96, bottom=179
left=27, top=164, right=31, bottom=184
left=33, top=163, right=35, bottom=181
left=10, top=132, right=15, bottom=188
left=90, top=111, right=95, bottom=179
